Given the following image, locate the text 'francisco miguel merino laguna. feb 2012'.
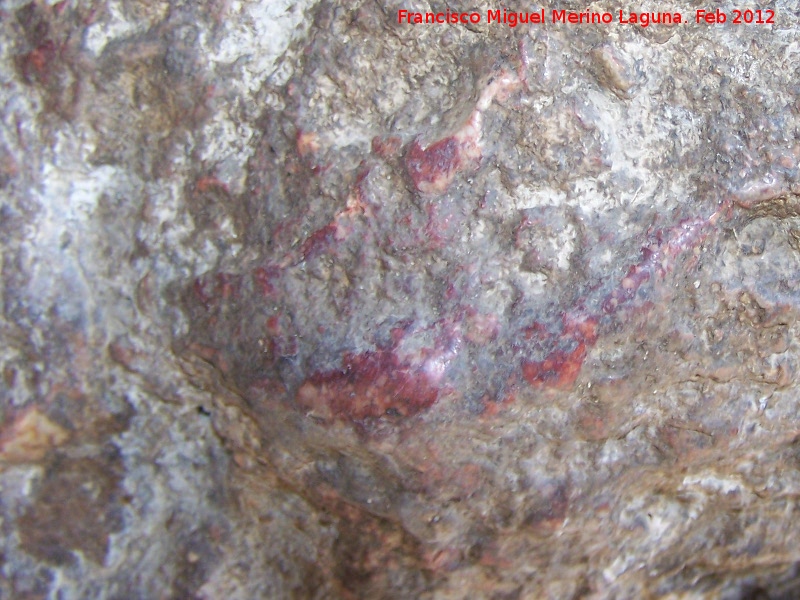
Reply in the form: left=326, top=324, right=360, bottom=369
left=396, top=8, right=775, bottom=27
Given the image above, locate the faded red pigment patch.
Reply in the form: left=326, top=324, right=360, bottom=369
left=520, top=214, right=716, bottom=390
left=371, top=135, right=403, bottom=159
left=296, top=129, right=320, bottom=158
left=464, top=310, right=500, bottom=345
left=563, top=313, right=598, bottom=345
left=194, top=175, right=228, bottom=194
left=519, top=313, right=595, bottom=390
left=405, top=137, right=462, bottom=194
left=604, top=216, right=712, bottom=313
left=522, top=343, right=587, bottom=389
left=297, top=351, right=440, bottom=421
left=17, top=40, right=58, bottom=84
left=299, top=223, right=337, bottom=261
left=252, top=265, right=280, bottom=297
left=193, top=272, right=242, bottom=309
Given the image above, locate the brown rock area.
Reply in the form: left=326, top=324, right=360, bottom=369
left=4, top=0, right=800, bottom=597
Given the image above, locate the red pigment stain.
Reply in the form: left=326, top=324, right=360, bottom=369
left=299, top=223, right=337, bottom=261
left=297, top=351, right=440, bottom=421
left=285, top=173, right=375, bottom=266
left=521, top=313, right=596, bottom=389
left=193, top=277, right=213, bottom=307
left=296, top=130, right=320, bottom=158
left=265, top=315, right=281, bottom=335
left=522, top=215, right=714, bottom=389
left=193, top=272, right=242, bottom=308
left=188, top=342, right=231, bottom=375
left=602, top=217, right=708, bottom=313
left=252, top=266, right=279, bottom=297
left=563, top=313, right=599, bottom=345
left=262, top=314, right=298, bottom=360
left=194, top=175, right=228, bottom=194
left=405, top=137, right=462, bottom=194
left=191, top=194, right=718, bottom=423
left=602, top=262, right=652, bottom=313
left=371, top=135, right=403, bottom=158
left=464, top=310, right=500, bottom=345
left=424, top=202, right=452, bottom=248
left=522, top=343, right=587, bottom=389
left=18, top=40, right=57, bottom=83
left=215, top=273, right=239, bottom=301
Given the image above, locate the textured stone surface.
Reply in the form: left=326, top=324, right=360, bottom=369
left=4, top=0, right=800, bottom=597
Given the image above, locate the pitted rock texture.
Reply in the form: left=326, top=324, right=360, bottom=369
left=4, top=0, right=800, bottom=598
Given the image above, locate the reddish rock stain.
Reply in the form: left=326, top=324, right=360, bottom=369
left=296, top=129, right=320, bottom=158
left=18, top=40, right=57, bottom=83
left=194, top=175, right=228, bottom=194
left=522, top=343, right=587, bottom=389
left=522, top=215, right=714, bottom=390
left=371, top=135, right=402, bottom=159
left=189, top=190, right=720, bottom=422
left=297, top=351, right=440, bottom=421
left=299, top=223, right=337, bottom=261
left=215, top=273, right=238, bottom=301
left=405, top=137, right=462, bottom=194
left=252, top=266, right=279, bottom=297
left=602, top=217, right=709, bottom=313
left=193, top=277, right=213, bottom=308
left=192, top=272, right=242, bottom=309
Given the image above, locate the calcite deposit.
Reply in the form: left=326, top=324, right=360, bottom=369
left=4, top=0, right=800, bottom=597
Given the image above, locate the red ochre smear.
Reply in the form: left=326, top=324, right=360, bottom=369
left=522, top=215, right=714, bottom=390
left=18, top=40, right=57, bottom=83
left=252, top=266, right=280, bottom=297
left=522, top=315, right=597, bottom=389
left=193, top=272, right=242, bottom=308
left=288, top=212, right=717, bottom=419
left=299, top=223, right=338, bottom=261
left=405, top=137, right=463, bottom=195
left=224, top=179, right=719, bottom=420
left=297, top=351, right=440, bottom=421
left=522, top=343, right=588, bottom=389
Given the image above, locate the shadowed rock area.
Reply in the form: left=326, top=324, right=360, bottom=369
left=3, top=0, right=800, bottom=597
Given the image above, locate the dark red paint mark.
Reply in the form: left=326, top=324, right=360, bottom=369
left=297, top=351, right=440, bottom=421
left=522, top=343, right=587, bottom=389
left=299, top=223, right=337, bottom=261
left=252, top=266, right=279, bottom=297
left=371, top=135, right=403, bottom=158
left=18, top=40, right=57, bottom=83
left=522, top=215, right=713, bottom=389
left=194, top=175, right=228, bottom=194
left=405, top=137, right=461, bottom=194
left=193, top=277, right=212, bottom=307
left=193, top=272, right=242, bottom=308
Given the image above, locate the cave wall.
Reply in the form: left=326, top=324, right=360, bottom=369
left=3, top=1, right=800, bottom=598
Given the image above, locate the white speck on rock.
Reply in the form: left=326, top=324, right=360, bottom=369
left=206, top=0, right=320, bottom=94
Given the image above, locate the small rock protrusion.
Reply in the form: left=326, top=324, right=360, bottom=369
left=590, top=44, right=639, bottom=99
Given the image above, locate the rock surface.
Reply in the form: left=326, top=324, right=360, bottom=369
left=4, top=0, right=800, bottom=597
